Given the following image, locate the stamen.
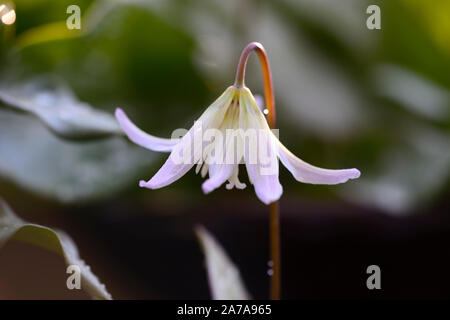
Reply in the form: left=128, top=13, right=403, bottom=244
left=226, top=165, right=246, bottom=190
left=195, top=160, right=203, bottom=174
left=201, top=162, right=209, bottom=178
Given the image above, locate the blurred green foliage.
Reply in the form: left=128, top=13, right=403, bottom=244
left=0, top=0, right=448, bottom=213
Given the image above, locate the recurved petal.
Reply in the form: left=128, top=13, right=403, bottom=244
left=138, top=87, right=236, bottom=190
left=139, top=154, right=194, bottom=189
left=245, top=161, right=283, bottom=205
left=274, top=134, right=361, bottom=185
left=115, top=108, right=179, bottom=152
left=240, top=90, right=283, bottom=205
left=139, top=123, right=202, bottom=189
left=202, top=164, right=235, bottom=194
left=244, top=129, right=283, bottom=204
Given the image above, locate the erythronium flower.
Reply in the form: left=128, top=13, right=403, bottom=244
left=115, top=87, right=360, bottom=205
left=116, top=42, right=360, bottom=301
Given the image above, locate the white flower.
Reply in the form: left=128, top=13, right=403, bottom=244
left=115, top=86, right=360, bottom=204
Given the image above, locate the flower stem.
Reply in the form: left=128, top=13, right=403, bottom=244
left=235, top=42, right=280, bottom=299
left=269, top=201, right=281, bottom=300
left=234, top=42, right=276, bottom=128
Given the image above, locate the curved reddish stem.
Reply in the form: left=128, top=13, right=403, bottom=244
left=235, top=42, right=281, bottom=300
left=234, top=42, right=276, bottom=129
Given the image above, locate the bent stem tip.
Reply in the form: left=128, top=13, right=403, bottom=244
left=235, top=42, right=281, bottom=299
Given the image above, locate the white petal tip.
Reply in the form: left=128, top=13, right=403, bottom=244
left=350, top=168, right=361, bottom=179
left=328, top=168, right=361, bottom=184
left=257, top=186, right=283, bottom=205
left=261, top=197, right=280, bottom=206
left=140, top=179, right=161, bottom=189
left=331, top=168, right=361, bottom=184
left=201, top=182, right=214, bottom=194
left=139, top=180, right=148, bottom=188
left=115, top=107, right=124, bottom=118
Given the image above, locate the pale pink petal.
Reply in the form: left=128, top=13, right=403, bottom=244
left=140, top=123, right=202, bottom=189
left=245, top=161, right=283, bottom=205
left=244, top=129, right=283, bottom=205
left=274, top=134, right=360, bottom=184
left=202, top=164, right=235, bottom=194
left=139, top=89, right=236, bottom=189
left=254, top=94, right=264, bottom=112
left=115, top=108, right=179, bottom=152
left=240, top=90, right=283, bottom=205
left=139, top=155, right=194, bottom=189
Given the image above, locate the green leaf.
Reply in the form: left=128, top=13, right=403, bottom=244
left=9, top=4, right=208, bottom=135
left=196, top=226, right=251, bottom=300
left=0, top=198, right=112, bottom=300
left=0, top=78, right=123, bottom=140
left=343, top=123, right=450, bottom=213
left=0, top=108, right=151, bottom=203
left=372, top=64, right=450, bottom=122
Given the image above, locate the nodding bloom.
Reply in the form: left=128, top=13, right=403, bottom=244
left=115, top=85, right=360, bottom=205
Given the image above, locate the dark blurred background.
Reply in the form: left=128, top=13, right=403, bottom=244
left=0, top=0, right=449, bottom=299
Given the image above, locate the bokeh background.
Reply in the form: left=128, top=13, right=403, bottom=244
left=0, top=0, right=449, bottom=299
